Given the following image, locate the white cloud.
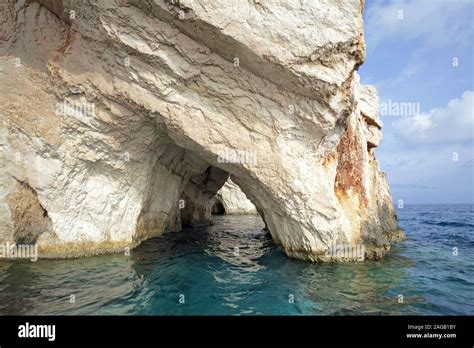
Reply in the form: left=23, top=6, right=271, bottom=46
left=365, top=0, right=473, bottom=50
left=392, top=90, right=474, bottom=144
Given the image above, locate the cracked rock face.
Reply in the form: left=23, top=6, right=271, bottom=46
left=0, top=0, right=403, bottom=261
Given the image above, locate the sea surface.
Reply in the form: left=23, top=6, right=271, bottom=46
left=0, top=204, right=472, bottom=315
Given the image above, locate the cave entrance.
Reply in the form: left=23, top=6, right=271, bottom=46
left=175, top=160, right=262, bottom=230
left=178, top=168, right=260, bottom=226
left=8, top=181, right=52, bottom=245
left=177, top=170, right=271, bottom=260
left=211, top=199, right=225, bottom=215
left=135, top=143, right=268, bottom=242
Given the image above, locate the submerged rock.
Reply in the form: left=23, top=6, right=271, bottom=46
left=0, top=0, right=403, bottom=261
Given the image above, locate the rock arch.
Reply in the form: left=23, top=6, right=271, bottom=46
left=0, top=0, right=403, bottom=261
left=214, top=178, right=257, bottom=215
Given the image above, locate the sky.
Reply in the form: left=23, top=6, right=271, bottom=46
left=359, top=0, right=474, bottom=204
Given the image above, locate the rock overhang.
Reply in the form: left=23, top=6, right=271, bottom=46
left=0, top=0, right=404, bottom=262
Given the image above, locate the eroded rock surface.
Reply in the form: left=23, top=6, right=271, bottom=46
left=0, top=0, right=403, bottom=261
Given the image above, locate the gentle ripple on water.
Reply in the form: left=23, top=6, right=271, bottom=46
left=0, top=205, right=473, bottom=315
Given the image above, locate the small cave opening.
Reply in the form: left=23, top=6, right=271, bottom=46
left=211, top=198, right=225, bottom=215
left=8, top=180, right=52, bottom=245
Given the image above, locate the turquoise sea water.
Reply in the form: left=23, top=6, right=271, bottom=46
left=0, top=204, right=472, bottom=315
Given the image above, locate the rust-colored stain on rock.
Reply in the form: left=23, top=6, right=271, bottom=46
left=334, top=124, right=367, bottom=207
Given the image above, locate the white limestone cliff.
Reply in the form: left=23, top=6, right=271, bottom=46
left=0, top=0, right=404, bottom=261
